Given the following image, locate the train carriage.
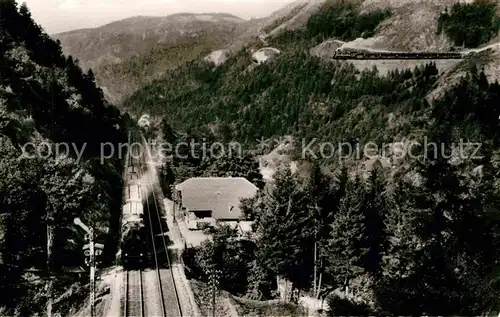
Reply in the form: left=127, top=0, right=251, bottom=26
left=333, top=47, right=464, bottom=60
left=123, top=200, right=144, bottom=217
left=124, top=183, right=142, bottom=203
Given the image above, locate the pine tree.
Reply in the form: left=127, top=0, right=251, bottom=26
left=326, top=177, right=368, bottom=292
left=377, top=179, right=431, bottom=314
left=304, top=161, right=336, bottom=298
left=363, top=166, right=389, bottom=277
left=161, top=119, right=177, bottom=145
left=87, top=68, right=95, bottom=83
left=255, top=166, right=314, bottom=290
left=159, top=163, right=175, bottom=199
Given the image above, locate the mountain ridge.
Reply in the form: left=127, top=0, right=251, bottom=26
left=55, top=12, right=245, bottom=36
left=54, top=12, right=247, bottom=103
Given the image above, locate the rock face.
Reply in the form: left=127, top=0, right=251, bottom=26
left=224, top=0, right=320, bottom=54
left=267, top=0, right=326, bottom=36
left=251, top=47, right=281, bottom=65
left=310, top=39, right=345, bottom=59
left=359, top=0, right=459, bottom=52
left=204, top=49, right=231, bottom=66
left=258, top=136, right=296, bottom=182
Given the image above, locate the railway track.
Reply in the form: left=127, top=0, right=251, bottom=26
left=124, top=269, right=144, bottom=317
left=123, top=128, right=183, bottom=317
left=332, top=51, right=464, bottom=60
left=142, top=130, right=183, bottom=317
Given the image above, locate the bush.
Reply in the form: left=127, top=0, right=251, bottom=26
left=184, top=226, right=258, bottom=295
left=233, top=297, right=307, bottom=317
left=245, top=262, right=276, bottom=300
left=327, top=294, right=373, bottom=316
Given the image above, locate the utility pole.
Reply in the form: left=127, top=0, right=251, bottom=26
left=46, top=212, right=53, bottom=317
left=88, top=228, right=95, bottom=317
left=212, top=274, right=215, bottom=317
left=208, top=268, right=221, bottom=317
left=170, top=184, right=176, bottom=223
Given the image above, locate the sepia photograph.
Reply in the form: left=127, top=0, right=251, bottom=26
left=1, top=0, right=500, bottom=316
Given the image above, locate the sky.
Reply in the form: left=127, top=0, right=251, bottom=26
left=15, top=0, right=295, bottom=34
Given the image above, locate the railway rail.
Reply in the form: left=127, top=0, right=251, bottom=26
left=124, top=269, right=144, bottom=317
left=141, top=130, right=183, bottom=317
left=122, top=128, right=183, bottom=317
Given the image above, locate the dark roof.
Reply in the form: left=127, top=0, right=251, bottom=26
left=175, top=177, right=258, bottom=220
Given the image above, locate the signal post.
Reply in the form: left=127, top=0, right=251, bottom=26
left=74, top=218, right=104, bottom=317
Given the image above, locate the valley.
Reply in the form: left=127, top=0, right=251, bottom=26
left=2, top=0, right=500, bottom=316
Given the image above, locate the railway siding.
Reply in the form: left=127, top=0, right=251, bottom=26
left=159, top=268, right=183, bottom=317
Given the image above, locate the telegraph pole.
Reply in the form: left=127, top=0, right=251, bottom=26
left=46, top=212, right=53, bottom=317
left=211, top=271, right=215, bottom=317
left=170, top=184, right=176, bottom=222
left=208, top=268, right=221, bottom=317
left=89, top=228, right=95, bottom=317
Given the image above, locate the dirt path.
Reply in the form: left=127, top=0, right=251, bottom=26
left=103, top=267, right=123, bottom=317
left=463, top=42, right=500, bottom=55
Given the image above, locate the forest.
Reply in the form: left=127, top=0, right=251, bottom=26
left=0, top=0, right=127, bottom=314
left=178, top=66, right=500, bottom=315
left=437, top=0, right=500, bottom=48
left=142, top=1, right=500, bottom=315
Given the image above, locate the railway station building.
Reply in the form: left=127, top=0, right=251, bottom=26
left=173, top=177, right=258, bottom=230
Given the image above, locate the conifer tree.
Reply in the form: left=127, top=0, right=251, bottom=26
left=326, top=177, right=368, bottom=292
left=363, top=166, right=389, bottom=277
left=255, top=166, right=314, bottom=290
left=304, top=161, right=337, bottom=297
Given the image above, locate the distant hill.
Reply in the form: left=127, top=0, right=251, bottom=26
left=54, top=13, right=247, bottom=103
left=52, top=1, right=326, bottom=105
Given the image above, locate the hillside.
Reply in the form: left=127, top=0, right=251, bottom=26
left=0, top=1, right=126, bottom=315
left=123, top=0, right=500, bottom=160
left=136, top=1, right=500, bottom=315
left=358, top=0, right=457, bottom=51
left=54, top=13, right=246, bottom=103
left=53, top=1, right=330, bottom=104
left=220, top=0, right=327, bottom=53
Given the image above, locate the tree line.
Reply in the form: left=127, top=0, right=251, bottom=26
left=178, top=66, right=500, bottom=315
left=0, top=1, right=127, bottom=314
left=438, top=0, right=500, bottom=48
